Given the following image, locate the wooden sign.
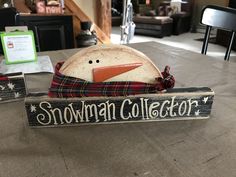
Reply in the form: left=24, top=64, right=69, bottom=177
left=0, top=72, right=26, bottom=103
left=45, top=6, right=62, bottom=14
left=25, top=87, right=214, bottom=127
left=36, top=0, right=62, bottom=14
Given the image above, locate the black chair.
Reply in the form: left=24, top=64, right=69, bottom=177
left=200, top=5, right=236, bottom=61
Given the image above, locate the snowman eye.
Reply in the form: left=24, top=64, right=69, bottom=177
left=89, top=60, right=93, bottom=64
left=96, top=59, right=100, bottom=63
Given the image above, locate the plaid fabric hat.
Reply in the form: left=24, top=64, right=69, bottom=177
left=48, top=62, right=175, bottom=98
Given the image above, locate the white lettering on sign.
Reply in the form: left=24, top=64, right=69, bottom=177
left=36, top=1, right=62, bottom=14
left=36, top=1, right=46, bottom=13
left=120, top=99, right=132, bottom=120
left=148, top=102, right=160, bottom=119
left=33, top=97, right=204, bottom=126
left=37, top=101, right=52, bottom=125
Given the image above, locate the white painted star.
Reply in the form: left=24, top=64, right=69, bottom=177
left=0, top=85, right=5, bottom=90
left=14, top=92, right=20, bottom=98
left=195, top=110, right=200, bottom=116
left=30, top=104, right=37, bottom=113
left=203, top=97, right=208, bottom=104
left=7, top=82, right=15, bottom=90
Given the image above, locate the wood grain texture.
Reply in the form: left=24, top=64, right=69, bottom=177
left=65, top=0, right=110, bottom=44
left=97, top=0, right=111, bottom=38
left=25, top=87, right=214, bottom=127
left=13, top=0, right=31, bottom=14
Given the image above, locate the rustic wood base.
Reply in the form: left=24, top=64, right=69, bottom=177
left=25, top=87, right=214, bottom=127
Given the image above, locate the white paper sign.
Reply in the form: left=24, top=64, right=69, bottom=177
left=1, top=31, right=37, bottom=64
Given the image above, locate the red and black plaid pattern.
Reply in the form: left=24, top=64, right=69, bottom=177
left=0, top=75, right=8, bottom=81
left=48, top=62, right=175, bottom=98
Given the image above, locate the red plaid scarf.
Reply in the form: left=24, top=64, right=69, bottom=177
left=0, top=75, right=8, bottom=81
left=48, top=62, right=175, bottom=98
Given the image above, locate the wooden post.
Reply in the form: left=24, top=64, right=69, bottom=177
left=97, top=0, right=111, bottom=38
left=65, top=0, right=110, bottom=44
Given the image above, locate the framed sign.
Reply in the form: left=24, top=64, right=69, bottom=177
left=0, top=72, right=26, bottom=103
left=0, top=30, right=37, bottom=64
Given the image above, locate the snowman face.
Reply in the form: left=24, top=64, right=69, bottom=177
left=71, top=49, right=144, bottom=82
left=60, top=44, right=162, bottom=83
left=85, top=56, right=143, bottom=82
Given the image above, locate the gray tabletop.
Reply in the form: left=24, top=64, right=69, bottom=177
left=1, top=42, right=236, bottom=177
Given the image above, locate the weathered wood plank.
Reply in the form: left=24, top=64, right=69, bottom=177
left=25, top=87, right=214, bottom=127
left=0, top=72, right=27, bottom=103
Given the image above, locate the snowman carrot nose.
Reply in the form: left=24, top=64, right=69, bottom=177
left=93, top=63, right=143, bottom=82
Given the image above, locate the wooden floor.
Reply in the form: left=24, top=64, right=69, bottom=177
left=111, top=27, right=236, bottom=63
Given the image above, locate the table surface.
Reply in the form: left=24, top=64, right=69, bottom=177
left=1, top=42, right=236, bottom=177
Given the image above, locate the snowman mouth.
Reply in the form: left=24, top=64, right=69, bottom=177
left=93, top=63, right=143, bottom=82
